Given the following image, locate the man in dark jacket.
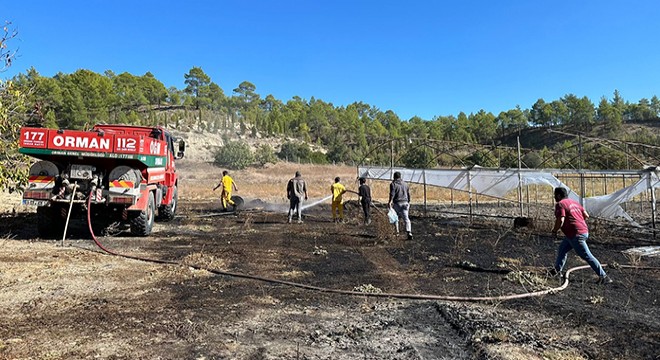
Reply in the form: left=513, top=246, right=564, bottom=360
left=388, top=171, right=412, bottom=239
left=357, top=177, right=372, bottom=225
left=287, top=171, right=308, bottom=223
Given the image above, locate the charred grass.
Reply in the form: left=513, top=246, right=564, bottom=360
left=0, top=163, right=659, bottom=359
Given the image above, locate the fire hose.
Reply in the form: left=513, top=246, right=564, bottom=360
left=84, top=195, right=658, bottom=302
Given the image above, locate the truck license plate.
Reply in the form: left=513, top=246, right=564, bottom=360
left=23, top=199, right=49, bottom=207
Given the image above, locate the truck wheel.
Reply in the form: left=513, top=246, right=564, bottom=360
left=37, top=205, right=65, bottom=239
left=158, top=185, right=178, bottom=221
left=130, top=192, right=155, bottom=236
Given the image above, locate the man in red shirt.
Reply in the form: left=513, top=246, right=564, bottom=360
left=551, top=187, right=611, bottom=284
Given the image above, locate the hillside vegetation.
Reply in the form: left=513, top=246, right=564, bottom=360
left=3, top=66, right=660, bottom=188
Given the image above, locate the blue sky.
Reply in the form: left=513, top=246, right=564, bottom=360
left=3, top=1, right=660, bottom=120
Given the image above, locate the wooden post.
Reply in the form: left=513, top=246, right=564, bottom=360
left=390, top=140, right=394, bottom=170
left=623, top=175, right=627, bottom=212
left=467, top=168, right=473, bottom=222
left=591, top=174, right=596, bottom=196
left=62, top=181, right=78, bottom=247
left=578, top=134, right=585, bottom=207
left=641, top=174, right=645, bottom=212
left=526, top=185, right=530, bottom=217
left=423, top=170, right=427, bottom=216
left=535, top=184, right=538, bottom=209
left=517, top=136, right=523, bottom=217
left=475, top=189, right=478, bottom=210
left=451, top=188, right=454, bottom=208
left=648, top=172, right=657, bottom=238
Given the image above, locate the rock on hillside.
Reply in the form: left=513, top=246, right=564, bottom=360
left=170, top=130, right=226, bottom=162
left=171, top=128, right=325, bottom=163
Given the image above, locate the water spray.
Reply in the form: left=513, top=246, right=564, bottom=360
left=301, top=195, right=333, bottom=211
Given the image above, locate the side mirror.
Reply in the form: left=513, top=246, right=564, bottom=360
left=176, top=140, right=186, bottom=159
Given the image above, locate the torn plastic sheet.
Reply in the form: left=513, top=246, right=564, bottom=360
left=358, top=166, right=660, bottom=225
left=582, top=174, right=655, bottom=225
left=623, top=246, right=660, bottom=258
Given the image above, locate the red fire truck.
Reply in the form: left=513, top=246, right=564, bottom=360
left=19, top=124, right=185, bottom=237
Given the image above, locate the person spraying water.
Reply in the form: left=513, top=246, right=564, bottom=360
left=285, top=172, right=356, bottom=224
left=286, top=171, right=308, bottom=223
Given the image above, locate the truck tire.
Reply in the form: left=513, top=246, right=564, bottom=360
left=158, top=185, right=178, bottom=221
left=130, top=192, right=155, bottom=236
left=37, top=205, right=65, bottom=239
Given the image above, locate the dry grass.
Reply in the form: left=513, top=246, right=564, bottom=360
left=7, top=157, right=648, bottom=224
left=180, top=252, right=227, bottom=270
left=541, top=349, right=588, bottom=360
left=9, top=156, right=648, bottom=215
left=504, top=270, right=550, bottom=291
left=483, top=344, right=588, bottom=360
left=177, top=161, right=515, bottom=205
left=280, top=270, right=314, bottom=279
left=352, top=284, right=383, bottom=293
left=496, top=257, right=523, bottom=269
left=588, top=295, right=605, bottom=305
left=178, top=162, right=360, bottom=203
left=0, top=191, right=25, bottom=213
left=623, top=251, right=643, bottom=267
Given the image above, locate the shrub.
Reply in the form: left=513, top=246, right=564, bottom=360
left=255, top=144, right=277, bottom=166
left=401, top=146, right=437, bottom=168
left=278, top=141, right=311, bottom=163
left=309, top=151, right=329, bottom=164
left=466, top=150, right=497, bottom=167
left=214, top=141, right=254, bottom=170
left=522, top=151, right=542, bottom=168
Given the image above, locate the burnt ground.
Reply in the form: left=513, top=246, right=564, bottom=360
left=0, top=199, right=659, bottom=360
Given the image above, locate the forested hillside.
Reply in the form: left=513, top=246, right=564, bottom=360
left=6, top=66, right=660, bottom=173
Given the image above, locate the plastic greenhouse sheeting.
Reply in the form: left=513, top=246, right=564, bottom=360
left=358, top=166, right=660, bottom=226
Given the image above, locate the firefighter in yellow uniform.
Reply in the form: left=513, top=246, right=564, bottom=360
left=330, top=177, right=346, bottom=222
left=213, top=170, right=238, bottom=211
